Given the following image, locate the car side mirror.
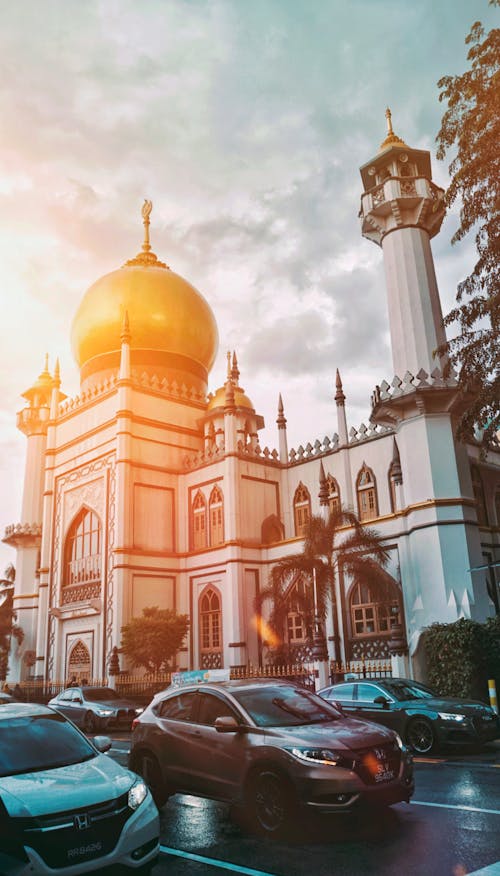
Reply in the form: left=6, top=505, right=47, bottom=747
left=214, top=716, right=240, bottom=733
left=74, top=696, right=83, bottom=704
left=374, top=695, right=390, bottom=708
left=93, top=735, right=112, bottom=753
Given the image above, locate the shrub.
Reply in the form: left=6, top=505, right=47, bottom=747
left=421, top=616, right=500, bottom=701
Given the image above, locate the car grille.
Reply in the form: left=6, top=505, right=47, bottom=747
left=15, top=792, right=131, bottom=869
left=352, top=742, right=401, bottom=786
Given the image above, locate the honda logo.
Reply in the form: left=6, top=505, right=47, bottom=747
left=74, top=813, right=91, bottom=831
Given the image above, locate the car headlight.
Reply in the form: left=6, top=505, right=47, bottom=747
left=128, top=779, right=148, bottom=810
left=287, top=747, right=343, bottom=766
left=438, top=712, right=466, bottom=722
left=134, top=707, right=144, bottom=715
left=394, top=732, right=404, bottom=750
left=95, top=709, right=114, bottom=717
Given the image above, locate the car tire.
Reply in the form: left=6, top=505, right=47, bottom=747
left=245, top=767, right=296, bottom=837
left=83, top=711, right=97, bottom=733
left=131, top=751, right=170, bottom=808
left=406, top=717, right=436, bottom=754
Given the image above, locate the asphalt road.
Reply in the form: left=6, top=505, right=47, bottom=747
left=108, top=734, right=500, bottom=876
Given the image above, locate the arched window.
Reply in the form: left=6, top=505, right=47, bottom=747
left=356, top=465, right=378, bottom=521
left=63, top=508, right=101, bottom=604
left=67, top=640, right=91, bottom=683
left=294, top=483, right=311, bottom=537
left=192, top=490, right=207, bottom=550
left=199, top=587, right=222, bottom=668
left=209, top=485, right=224, bottom=547
left=326, top=475, right=340, bottom=514
left=286, top=579, right=312, bottom=644
left=471, top=465, right=488, bottom=526
left=350, top=581, right=400, bottom=638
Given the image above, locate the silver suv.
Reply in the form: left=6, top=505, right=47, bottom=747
left=0, top=703, right=159, bottom=874
left=129, top=679, right=414, bottom=836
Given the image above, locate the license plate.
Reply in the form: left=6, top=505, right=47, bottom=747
left=67, top=840, right=103, bottom=862
left=374, top=768, right=395, bottom=783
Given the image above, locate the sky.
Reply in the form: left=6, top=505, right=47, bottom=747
left=0, top=0, right=497, bottom=573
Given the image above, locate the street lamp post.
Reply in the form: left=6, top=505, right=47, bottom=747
left=311, top=567, right=329, bottom=690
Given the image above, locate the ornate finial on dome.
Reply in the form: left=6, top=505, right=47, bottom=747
left=335, top=369, right=345, bottom=405
left=379, top=107, right=408, bottom=151
left=226, top=350, right=232, bottom=381
left=123, top=200, right=169, bottom=269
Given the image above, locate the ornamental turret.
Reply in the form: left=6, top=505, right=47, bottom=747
left=359, top=109, right=447, bottom=377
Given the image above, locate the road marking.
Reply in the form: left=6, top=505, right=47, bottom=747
left=468, top=863, right=500, bottom=876
left=411, top=800, right=500, bottom=816
left=159, top=845, right=279, bottom=876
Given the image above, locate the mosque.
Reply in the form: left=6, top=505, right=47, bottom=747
left=4, top=114, right=499, bottom=685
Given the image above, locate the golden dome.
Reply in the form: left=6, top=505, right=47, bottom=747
left=70, top=204, right=218, bottom=389
left=207, top=384, right=255, bottom=412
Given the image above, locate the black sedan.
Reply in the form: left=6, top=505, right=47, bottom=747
left=318, top=677, right=499, bottom=754
left=48, top=686, right=144, bottom=733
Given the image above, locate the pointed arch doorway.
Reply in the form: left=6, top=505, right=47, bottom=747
left=66, top=638, right=92, bottom=684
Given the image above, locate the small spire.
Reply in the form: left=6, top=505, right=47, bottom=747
left=277, top=393, right=287, bottom=428
left=318, top=461, right=329, bottom=506
left=121, top=309, right=131, bottom=344
left=53, top=358, right=61, bottom=386
left=335, top=369, right=345, bottom=405
left=379, top=107, right=408, bottom=151
left=226, top=350, right=232, bottom=381
left=224, top=377, right=235, bottom=412
left=231, top=351, right=240, bottom=385
left=43, top=352, right=49, bottom=373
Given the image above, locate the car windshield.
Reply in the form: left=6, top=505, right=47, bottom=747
left=0, top=712, right=97, bottom=777
left=382, top=681, right=435, bottom=701
left=232, top=685, right=342, bottom=728
left=83, top=687, right=120, bottom=701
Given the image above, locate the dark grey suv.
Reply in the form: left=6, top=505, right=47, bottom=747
left=129, top=679, right=414, bottom=835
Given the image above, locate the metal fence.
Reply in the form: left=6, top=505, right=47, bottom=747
left=12, top=659, right=392, bottom=704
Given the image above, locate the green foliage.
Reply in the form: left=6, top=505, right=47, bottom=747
left=257, top=508, right=389, bottom=659
left=421, top=616, right=500, bottom=701
left=0, top=566, right=23, bottom=680
left=436, top=16, right=500, bottom=449
left=120, top=606, right=189, bottom=674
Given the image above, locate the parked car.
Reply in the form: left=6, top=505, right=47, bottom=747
left=318, top=677, right=500, bottom=754
left=129, top=679, right=414, bottom=836
left=0, top=702, right=159, bottom=875
left=49, top=686, right=144, bottom=733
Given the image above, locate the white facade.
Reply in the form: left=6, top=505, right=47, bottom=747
left=4, top=124, right=500, bottom=684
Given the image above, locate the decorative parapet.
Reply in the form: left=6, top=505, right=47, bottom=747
left=183, top=439, right=281, bottom=471
left=371, top=367, right=460, bottom=427
left=58, top=370, right=207, bottom=417
left=3, top=522, right=42, bottom=546
left=371, top=367, right=458, bottom=407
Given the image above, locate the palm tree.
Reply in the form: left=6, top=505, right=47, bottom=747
left=257, top=508, right=390, bottom=663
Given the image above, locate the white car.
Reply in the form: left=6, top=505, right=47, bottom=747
left=0, top=703, right=159, bottom=874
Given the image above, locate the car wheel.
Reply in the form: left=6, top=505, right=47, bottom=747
left=246, top=768, right=296, bottom=837
left=406, top=717, right=435, bottom=754
left=131, top=751, right=170, bottom=808
left=83, top=711, right=97, bottom=733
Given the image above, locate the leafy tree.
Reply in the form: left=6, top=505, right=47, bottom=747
left=120, top=606, right=189, bottom=674
left=257, top=509, right=390, bottom=661
left=0, top=565, right=24, bottom=680
left=435, top=8, right=500, bottom=449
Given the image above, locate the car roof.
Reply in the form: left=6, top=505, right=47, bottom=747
left=162, top=679, right=305, bottom=696
left=0, top=702, right=56, bottom=720
left=322, top=678, right=426, bottom=690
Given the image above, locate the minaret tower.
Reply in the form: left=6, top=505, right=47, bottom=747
left=359, top=108, right=447, bottom=377
left=4, top=357, right=54, bottom=679
left=359, top=111, right=489, bottom=642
